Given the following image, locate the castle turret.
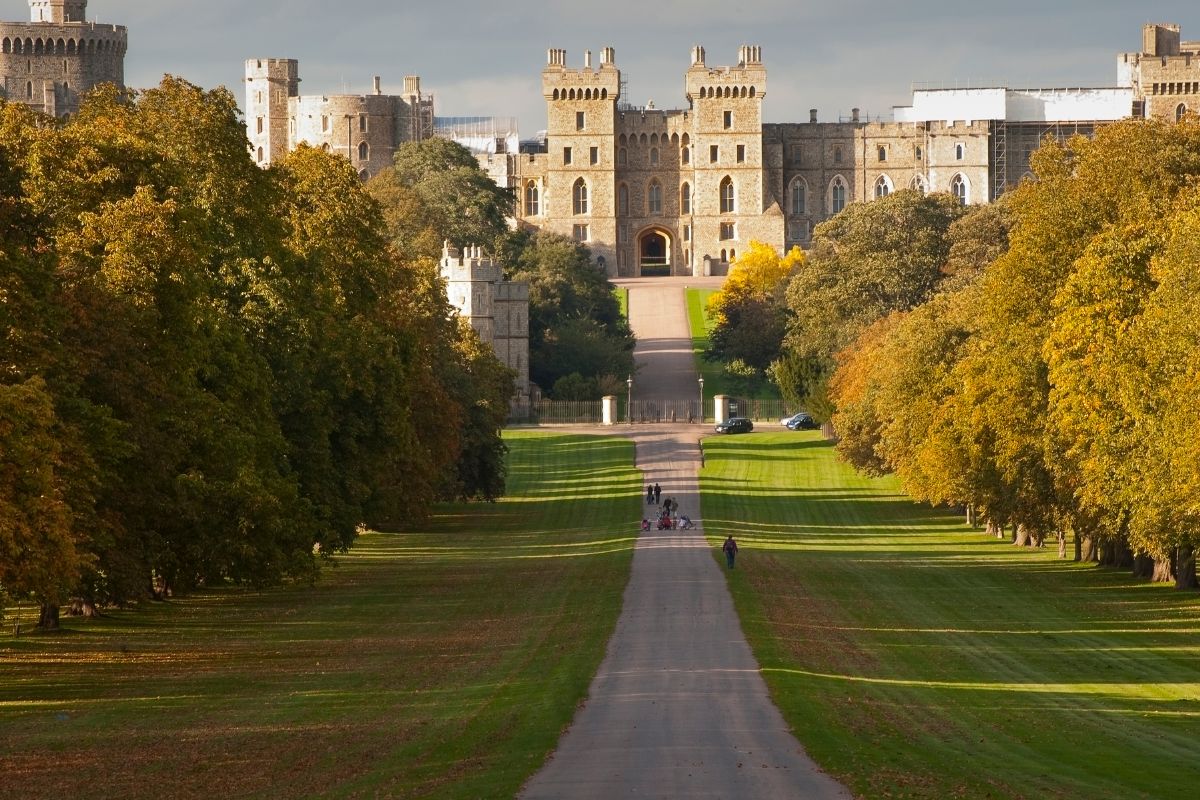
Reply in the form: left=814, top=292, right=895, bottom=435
left=29, top=0, right=86, bottom=23
left=245, top=58, right=299, bottom=168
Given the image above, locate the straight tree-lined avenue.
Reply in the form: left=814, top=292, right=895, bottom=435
left=520, top=279, right=850, bottom=799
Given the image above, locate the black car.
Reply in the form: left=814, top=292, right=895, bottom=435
left=786, top=413, right=818, bottom=431
left=715, top=417, right=754, bottom=434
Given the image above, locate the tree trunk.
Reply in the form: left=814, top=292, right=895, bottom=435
left=1057, top=531, right=1067, bottom=559
left=1079, top=535, right=1097, bottom=563
left=1150, top=554, right=1174, bottom=584
left=38, top=603, right=60, bottom=630
left=1014, top=524, right=1031, bottom=547
left=1175, top=546, right=1197, bottom=590
left=986, top=519, right=1003, bottom=539
left=1132, top=553, right=1155, bottom=579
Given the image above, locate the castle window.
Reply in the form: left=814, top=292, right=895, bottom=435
left=359, top=114, right=367, bottom=132
left=789, top=178, right=807, bottom=215
left=834, top=145, right=843, bottom=164
left=955, top=143, right=965, bottom=160
left=951, top=173, right=968, bottom=205
left=875, top=175, right=892, bottom=198
left=730, top=248, right=736, bottom=261
left=573, top=178, right=589, bottom=215
left=563, top=146, right=573, bottom=165
left=877, top=145, right=887, bottom=162
left=681, top=183, right=692, bottom=214
left=573, top=224, right=589, bottom=242
left=721, top=249, right=728, bottom=262
left=1177, top=103, right=1188, bottom=122
left=830, top=176, right=847, bottom=214
left=710, top=145, right=719, bottom=163
left=723, top=110, right=732, bottom=129
left=256, top=117, right=264, bottom=134
left=590, top=146, right=599, bottom=165
left=682, top=146, right=690, bottom=165
left=359, top=170, right=369, bottom=181
left=915, top=145, right=923, bottom=160
left=618, top=147, right=627, bottom=166
left=618, top=184, right=629, bottom=215
left=524, top=182, right=540, bottom=216
left=358, top=142, right=370, bottom=161
left=650, top=147, right=659, bottom=166
left=720, top=222, right=735, bottom=240
left=736, top=144, right=745, bottom=163
left=576, top=111, right=585, bottom=130
left=719, top=176, right=735, bottom=213
left=321, top=115, right=329, bottom=133
left=647, top=181, right=662, bottom=215
left=257, top=146, right=264, bottom=163
left=289, top=118, right=295, bottom=135
left=911, top=174, right=927, bottom=195
left=683, top=224, right=691, bottom=241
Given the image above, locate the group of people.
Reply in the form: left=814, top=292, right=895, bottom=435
left=640, top=480, right=738, bottom=568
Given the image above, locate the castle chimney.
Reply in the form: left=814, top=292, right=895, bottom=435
left=738, top=45, right=748, bottom=66
left=810, top=108, right=818, bottom=123
left=852, top=107, right=860, bottom=123
left=373, top=76, right=381, bottom=95
left=404, top=76, right=420, bottom=97
left=600, top=47, right=614, bottom=65
left=584, top=50, right=592, bottom=69
left=691, top=45, right=706, bottom=66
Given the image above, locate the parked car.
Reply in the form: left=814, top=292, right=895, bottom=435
left=780, top=411, right=815, bottom=428
left=785, top=413, right=818, bottom=431
left=715, top=417, right=754, bottom=434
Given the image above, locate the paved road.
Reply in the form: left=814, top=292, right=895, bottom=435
left=519, top=279, right=851, bottom=800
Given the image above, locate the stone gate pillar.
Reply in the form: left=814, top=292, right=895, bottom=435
left=602, top=395, right=618, bottom=425
left=714, top=395, right=732, bottom=424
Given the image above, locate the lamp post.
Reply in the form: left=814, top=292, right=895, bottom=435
left=626, top=375, right=633, bottom=425
left=698, top=376, right=705, bottom=424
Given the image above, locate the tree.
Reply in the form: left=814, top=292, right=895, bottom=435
left=503, top=230, right=635, bottom=396
left=368, top=137, right=512, bottom=260
left=706, top=241, right=802, bottom=371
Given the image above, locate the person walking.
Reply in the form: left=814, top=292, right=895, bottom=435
left=646, top=484, right=654, bottom=505
left=653, top=483, right=661, bottom=505
left=722, top=535, right=738, bottom=569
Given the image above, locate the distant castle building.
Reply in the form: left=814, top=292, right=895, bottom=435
left=515, top=24, right=1198, bottom=277
left=440, top=243, right=530, bottom=398
left=245, top=58, right=434, bottom=179
left=0, top=0, right=126, bottom=117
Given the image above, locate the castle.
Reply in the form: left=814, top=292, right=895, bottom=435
left=244, top=59, right=435, bottom=180
left=440, top=243, right=530, bottom=398
left=513, top=28, right=1200, bottom=278
left=0, top=0, right=125, bottom=117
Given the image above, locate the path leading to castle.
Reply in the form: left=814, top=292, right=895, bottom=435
left=519, top=278, right=850, bottom=800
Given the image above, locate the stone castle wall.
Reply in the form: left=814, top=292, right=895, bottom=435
left=0, top=1, right=125, bottom=117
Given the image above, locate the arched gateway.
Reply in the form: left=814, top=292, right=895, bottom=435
left=637, top=228, right=672, bottom=276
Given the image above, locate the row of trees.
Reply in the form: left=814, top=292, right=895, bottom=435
left=828, top=119, right=1199, bottom=588
left=0, top=80, right=514, bottom=626
left=704, top=119, right=1197, bottom=587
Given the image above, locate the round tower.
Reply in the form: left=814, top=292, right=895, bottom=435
left=0, top=0, right=126, bottom=117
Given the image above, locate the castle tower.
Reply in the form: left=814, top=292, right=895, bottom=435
left=441, top=242, right=530, bottom=396
left=1118, top=23, right=1200, bottom=121
left=684, top=45, right=772, bottom=267
left=29, top=0, right=86, bottom=22
left=245, top=58, right=299, bottom=168
left=540, top=46, right=621, bottom=274
left=0, top=0, right=126, bottom=116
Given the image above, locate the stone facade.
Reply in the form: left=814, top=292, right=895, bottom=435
left=440, top=243, right=530, bottom=398
left=0, top=0, right=125, bottom=117
left=1118, top=24, right=1200, bottom=121
left=245, top=59, right=434, bottom=180
left=517, top=26, right=1196, bottom=277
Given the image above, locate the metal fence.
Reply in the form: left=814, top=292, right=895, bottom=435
left=508, top=397, right=799, bottom=425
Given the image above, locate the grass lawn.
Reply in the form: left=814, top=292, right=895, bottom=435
left=0, top=431, right=639, bottom=800
left=614, top=285, right=629, bottom=322
left=701, top=431, right=1200, bottom=800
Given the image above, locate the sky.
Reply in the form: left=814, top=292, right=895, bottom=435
left=76, top=0, right=1200, bottom=135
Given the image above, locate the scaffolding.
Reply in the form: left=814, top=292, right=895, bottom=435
left=992, top=120, right=1007, bottom=200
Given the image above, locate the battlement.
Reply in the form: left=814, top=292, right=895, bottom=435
left=543, top=47, right=620, bottom=101
left=685, top=45, right=766, bottom=102
left=440, top=242, right=503, bottom=283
